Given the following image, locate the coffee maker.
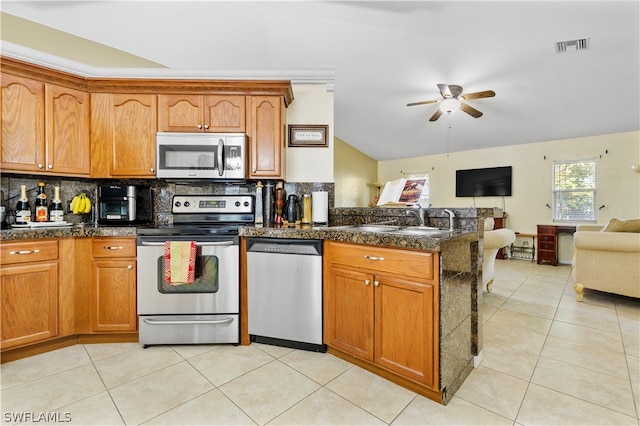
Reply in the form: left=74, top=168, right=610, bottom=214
left=97, top=185, right=152, bottom=225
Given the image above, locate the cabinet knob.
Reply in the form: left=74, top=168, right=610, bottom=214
left=204, top=124, right=209, bottom=129
left=47, top=164, right=53, bottom=169
left=374, top=280, right=380, bottom=287
left=127, top=265, right=133, bottom=270
left=197, top=124, right=203, bottom=129
left=364, top=279, right=370, bottom=286
left=150, top=168, right=155, bottom=173
left=37, top=163, right=43, bottom=169
left=252, top=168, right=257, bottom=173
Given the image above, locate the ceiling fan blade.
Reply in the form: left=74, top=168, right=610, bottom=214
left=437, top=84, right=451, bottom=98
left=429, top=109, right=443, bottom=122
left=462, top=90, right=496, bottom=100
left=448, top=85, right=463, bottom=98
left=460, top=102, right=483, bottom=118
left=406, top=99, right=439, bottom=107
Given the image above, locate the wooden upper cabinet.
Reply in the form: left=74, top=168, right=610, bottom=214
left=1, top=73, right=45, bottom=173
left=45, top=84, right=90, bottom=175
left=248, top=95, right=285, bottom=179
left=91, top=93, right=157, bottom=178
left=158, top=94, right=246, bottom=133
left=0, top=75, right=90, bottom=176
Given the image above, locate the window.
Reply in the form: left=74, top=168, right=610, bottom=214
left=553, top=159, right=596, bottom=222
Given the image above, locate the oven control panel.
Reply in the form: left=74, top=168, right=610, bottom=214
left=172, top=195, right=254, bottom=214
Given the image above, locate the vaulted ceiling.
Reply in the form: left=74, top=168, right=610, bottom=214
left=2, top=1, right=638, bottom=161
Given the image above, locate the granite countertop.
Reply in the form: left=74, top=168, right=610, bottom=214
left=239, top=225, right=477, bottom=252
left=1, top=224, right=137, bottom=241
left=1, top=223, right=477, bottom=252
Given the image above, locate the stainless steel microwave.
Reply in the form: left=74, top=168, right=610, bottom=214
left=156, top=132, right=247, bottom=179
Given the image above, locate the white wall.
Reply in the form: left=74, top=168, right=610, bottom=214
left=285, top=84, right=334, bottom=183
left=378, top=131, right=640, bottom=263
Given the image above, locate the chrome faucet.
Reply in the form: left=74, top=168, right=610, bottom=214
left=406, top=207, right=425, bottom=226
left=444, top=209, right=456, bottom=231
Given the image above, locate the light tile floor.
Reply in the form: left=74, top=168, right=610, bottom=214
left=1, top=260, right=639, bottom=425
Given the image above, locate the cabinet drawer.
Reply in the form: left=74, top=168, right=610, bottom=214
left=539, top=242, right=556, bottom=250
left=326, top=242, right=435, bottom=280
left=537, top=226, right=556, bottom=235
left=92, top=238, right=136, bottom=258
left=0, top=240, right=58, bottom=265
left=538, top=234, right=556, bottom=243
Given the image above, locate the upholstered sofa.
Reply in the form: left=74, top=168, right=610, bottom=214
left=572, top=220, right=640, bottom=301
left=482, top=218, right=516, bottom=292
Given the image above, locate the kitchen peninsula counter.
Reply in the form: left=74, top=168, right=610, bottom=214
left=240, top=224, right=480, bottom=405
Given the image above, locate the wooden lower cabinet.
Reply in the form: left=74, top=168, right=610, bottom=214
left=0, top=240, right=59, bottom=349
left=75, top=237, right=138, bottom=334
left=324, top=241, right=439, bottom=391
left=90, top=238, right=137, bottom=332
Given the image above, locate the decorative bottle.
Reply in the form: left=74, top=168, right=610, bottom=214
left=34, top=182, right=48, bottom=222
left=49, top=186, right=64, bottom=222
left=15, top=185, right=32, bottom=224
left=274, top=182, right=285, bottom=226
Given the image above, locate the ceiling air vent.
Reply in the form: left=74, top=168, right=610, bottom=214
left=555, top=37, right=590, bottom=53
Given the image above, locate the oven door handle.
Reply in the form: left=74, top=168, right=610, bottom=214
left=142, top=317, right=235, bottom=326
left=139, top=241, right=235, bottom=247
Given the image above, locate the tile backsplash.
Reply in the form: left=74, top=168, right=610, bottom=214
left=0, top=174, right=334, bottom=226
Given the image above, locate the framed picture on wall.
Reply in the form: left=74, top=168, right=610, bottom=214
left=288, top=125, right=328, bottom=147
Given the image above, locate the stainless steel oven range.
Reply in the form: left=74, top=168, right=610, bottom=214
left=136, top=194, right=254, bottom=347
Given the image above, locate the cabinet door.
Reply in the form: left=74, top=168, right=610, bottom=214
left=157, top=94, right=204, bottom=132
left=1, top=262, right=58, bottom=349
left=0, top=73, right=45, bottom=173
left=45, top=84, right=90, bottom=176
left=248, top=96, right=285, bottom=179
left=204, top=95, right=246, bottom=132
left=91, top=93, right=157, bottom=178
left=324, top=265, right=374, bottom=361
left=374, top=274, right=437, bottom=388
left=91, top=259, right=137, bottom=332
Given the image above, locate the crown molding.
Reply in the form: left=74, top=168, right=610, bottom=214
left=0, top=41, right=335, bottom=88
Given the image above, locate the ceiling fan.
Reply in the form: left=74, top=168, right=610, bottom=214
left=407, top=84, right=495, bottom=122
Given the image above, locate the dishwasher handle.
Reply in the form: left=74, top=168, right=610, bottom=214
left=246, top=238, right=322, bottom=256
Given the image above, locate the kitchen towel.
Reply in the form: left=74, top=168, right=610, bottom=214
left=312, top=191, right=328, bottom=223
left=164, top=241, right=197, bottom=285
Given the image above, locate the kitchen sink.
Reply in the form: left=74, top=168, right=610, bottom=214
left=349, top=224, right=403, bottom=232
left=328, top=224, right=447, bottom=235
left=391, top=227, right=449, bottom=236
left=326, top=224, right=402, bottom=232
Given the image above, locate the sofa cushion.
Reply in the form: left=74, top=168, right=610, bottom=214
left=602, top=218, right=640, bottom=233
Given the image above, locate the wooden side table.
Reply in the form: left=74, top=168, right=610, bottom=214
left=536, top=225, right=577, bottom=265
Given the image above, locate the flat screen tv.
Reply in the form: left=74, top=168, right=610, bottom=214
left=456, top=166, right=512, bottom=197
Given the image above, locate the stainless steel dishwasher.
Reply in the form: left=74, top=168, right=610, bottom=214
left=246, top=238, right=325, bottom=352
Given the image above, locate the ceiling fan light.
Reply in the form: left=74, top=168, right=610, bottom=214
left=440, top=98, right=460, bottom=113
